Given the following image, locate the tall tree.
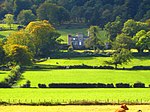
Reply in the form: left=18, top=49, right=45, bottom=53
left=3, top=14, right=14, bottom=29
left=84, top=26, right=104, bottom=52
left=133, top=30, right=150, bottom=53
left=105, top=48, right=132, bottom=69
left=25, top=20, right=60, bottom=57
left=3, top=44, right=32, bottom=65
left=17, top=10, right=36, bottom=25
left=105, top=16, right=123, bottom=40
left=37, top=2, right=69, bottom=25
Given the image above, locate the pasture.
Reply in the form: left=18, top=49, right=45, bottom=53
left=0, top=88, right=150, bottom=104
left=0, top=71, right=9, bottom=82
left=37, top=56, right=150, bottom=68
left=18, top=69, right=150, bottom=87
left=0, top=105, right=150, bottom=112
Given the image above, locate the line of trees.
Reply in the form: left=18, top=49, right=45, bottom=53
left=0, top=0, right=150, bottom=26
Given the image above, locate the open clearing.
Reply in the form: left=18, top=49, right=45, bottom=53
left=37, top=56, right=150, bottom=68
left=0, top=105, right=150, bottom=112
left=18, top=69, right=150, bottom=87
left=0, top=88, right=150, bottom=103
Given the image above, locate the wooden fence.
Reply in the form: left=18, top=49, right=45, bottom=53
left=0, top=99, right=150, bottom=105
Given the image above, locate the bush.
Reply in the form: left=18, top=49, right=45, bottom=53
left=0, top=82, right=11, bottom=88
left=133, top=82, right=145, bottom=88
left=48, top=83, right=108, bottom=88
left=116, top=83, right=130, bottom=88
left=97, top=83, right=107, bottom=88
left=107, top=83, right=115, bottom=88
left=21, top=80, right=31, bottom=88
left=38, top=83, right=47, bottom=88
left=132, top=66, right=150, bottom=70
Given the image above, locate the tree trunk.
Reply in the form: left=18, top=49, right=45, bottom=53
left=115, top=64, right=118, bottom=69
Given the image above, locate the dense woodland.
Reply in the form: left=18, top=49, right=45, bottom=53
left=0, top=0, right=150, bottom=26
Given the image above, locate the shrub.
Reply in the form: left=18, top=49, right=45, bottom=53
left=38, top=83, right=47, bottom=88
left=107, top=83, right=115, bottom=88
left=132, top=66, right=150, bottom=70
left=97, top=83, right=107, bottom=88
left=116, top=83, right=130, bottom=88
left=133, top=82, right=145, bottom=88
left=21, top=80, right=31, bottom=88
left=0, top=82, right=11, bottom=88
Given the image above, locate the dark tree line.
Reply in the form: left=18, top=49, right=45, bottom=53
left=0, top=0, right=150, bottom=26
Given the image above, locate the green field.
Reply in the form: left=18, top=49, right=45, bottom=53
left=0, top=105, right=150, bottom=112
left=0, top=88, right=150, bottom=104
left=0, top=71, right=9, bottom=82
left=0, top=24, right=19, bottom=30
left=17, top=69, right=150, bottom=87
left=37, top=56, right=150, bottom=68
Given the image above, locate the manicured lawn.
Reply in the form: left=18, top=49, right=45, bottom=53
left=0, top=71, right=9, bottom=82
left=0, top=88, right=150, bottom=104
left=37, top=56, right=150, bottom=68
left=0, top=105, right=150, bottom=112
left=18, top=69, right=150, bottom=87
left=58, top=28, right=107, bottom=44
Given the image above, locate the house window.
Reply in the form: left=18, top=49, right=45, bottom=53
left=79, top=41, right=82, bottom=45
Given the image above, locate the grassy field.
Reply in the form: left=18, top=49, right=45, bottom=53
left=58, top=28, right=107, bottom=44
left=37, top=56, right=150, bottom=68
left=0, top=71, right=9, bottom=82
left=0, top=105, right=150, bottom=112
left=0, top=24, right=19, bottom=30
left=17, top=69, right=150, bottom=87
left=0, top=23, right=19, bottom=38
left=0, top=88, right=150, bottom=104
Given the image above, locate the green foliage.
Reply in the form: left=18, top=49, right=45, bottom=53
left=133, top=30, right=150, bottom=53
left=105, top=48, right=132, bottom=69
left=25, top=20, right=61, bottom=57
left=113, top=33, right=133, bottom=50
left=17, top=10, right=36, bottom=25
left=36, top=2, right=69, bottom=25
left=3, top=14, right=14, bottom=29
left=105, top=16, right=123, bottom=40
left=122, top=19, right=149, bottom=37
left=3, top=44, right=33, bottom=66
left=3, top=65, right=22, bottom=87
left=84, top=26, right=104, bottom=51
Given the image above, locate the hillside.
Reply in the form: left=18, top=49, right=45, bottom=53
left=0, top=0, right=150, bottom=27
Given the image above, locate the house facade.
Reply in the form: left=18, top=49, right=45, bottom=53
left=68, top=33, right=88, bottom=49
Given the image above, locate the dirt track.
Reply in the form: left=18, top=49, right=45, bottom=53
left=0, top=105, right=150, bottom=112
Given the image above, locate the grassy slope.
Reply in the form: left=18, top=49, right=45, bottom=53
left=18, top=69, right=150, bottom=87
left=37, top=56, right=150, bottom=68
left=0, top=88, right=150, bottom=103
left=0, top=71, right=9, bottom=82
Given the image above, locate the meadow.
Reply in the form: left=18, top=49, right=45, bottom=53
left=0, top=105, right=150, bottom=112
left=0, top=88, right=150, bottom=104
left=37, top=56, right=150, bottom=68
left=17, top=69, right=150, bottom=87
left=0, top=71, right=9, bottom=82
